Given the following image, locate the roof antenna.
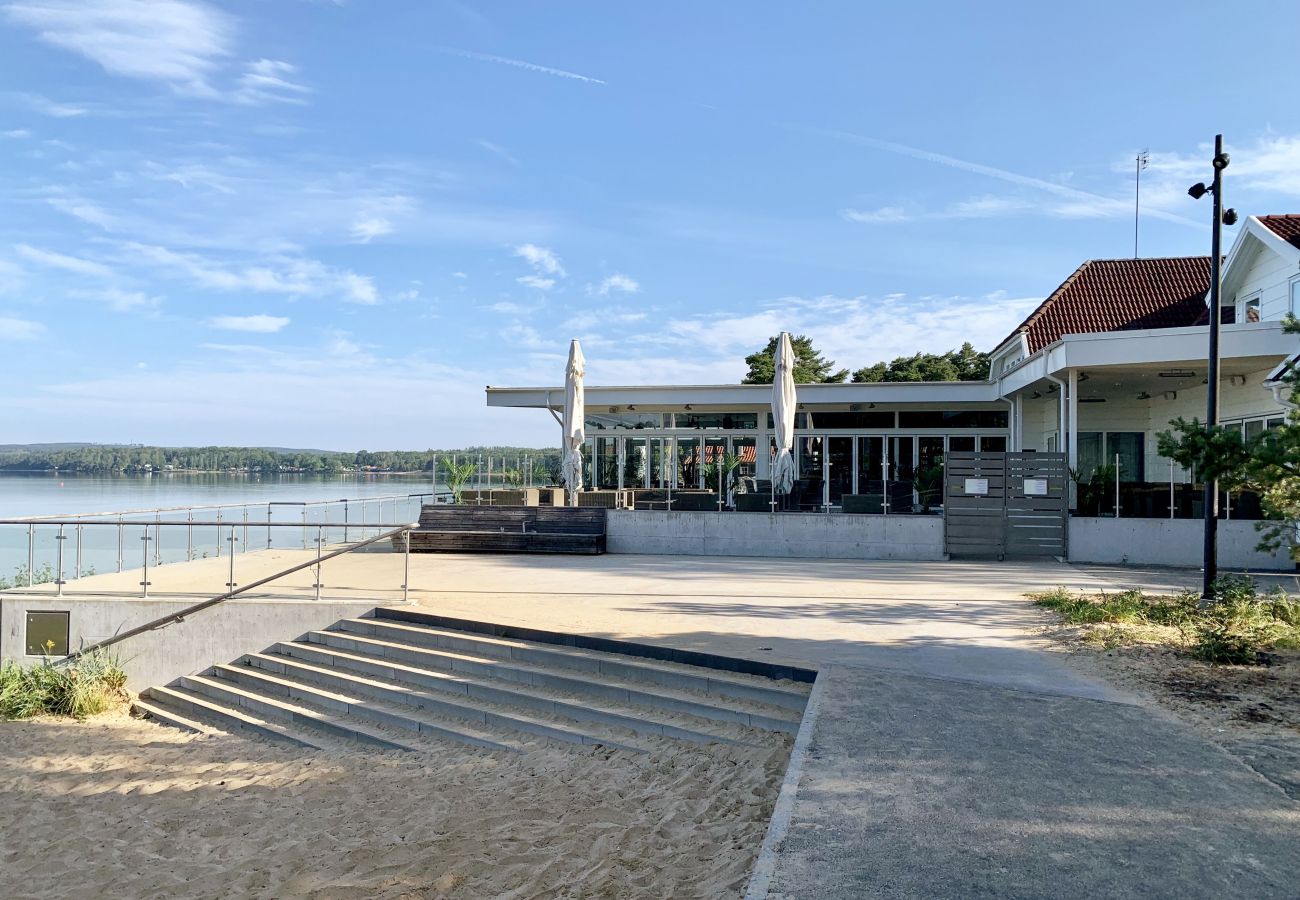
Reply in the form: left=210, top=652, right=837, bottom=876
left=1134, top=149, right=1149, bottom=258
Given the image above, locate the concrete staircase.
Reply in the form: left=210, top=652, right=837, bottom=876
left=133, top=608, right=812, bottom=755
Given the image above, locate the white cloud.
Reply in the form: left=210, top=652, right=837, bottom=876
left=11, top=92, right=87, bottom=117
left=514, top=243, right=565, bottom=276
left=123, top=241, right=378, bottom=304
left=477, top=139, right=520, bottom=166
left=235, top=58, right=310, bottom=105
left=2, top=128, right=30, bottom=138
left=47, top=196, right=118, bottom=229
left=841, top=206, right=910, bottom=224
left=69, top=287, right=156, bottom=311
left=439, top=47, right=605, bottom=85
left=592, top=273, right=640, bottom=295
left=4, top=0, right=235, bottom=95
left=802, top=124, right=1205, bottom=229
left=207, top=314, right=290, bottom=333
left=516, top=274, right=555, bottom=291
left=351, top=216, right=393, bottom=243
left=501, top=322, right=547, bottom=349
left=0, top=315, right=44, bottom=340
left=341, top=271, right=378, bottom=304
left=453, top=271, right=468, bottom=279
left=15, top=242, right=111, bottom=277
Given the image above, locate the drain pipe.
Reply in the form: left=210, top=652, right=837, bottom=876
left=999, top=397, right=1016, bottom=451
left=1045, top=373, right=1073, bottom=511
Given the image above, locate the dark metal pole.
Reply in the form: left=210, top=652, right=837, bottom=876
left=1201, top=134, right=1226, bottom=602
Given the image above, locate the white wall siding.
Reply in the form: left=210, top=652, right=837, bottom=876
left=1232, top=240, right=1300, bottom=321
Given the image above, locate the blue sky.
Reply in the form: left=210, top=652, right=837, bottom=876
left=1, top=1, right=1297, bottom=449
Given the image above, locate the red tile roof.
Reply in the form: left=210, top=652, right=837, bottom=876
left=1259, top=215, right=1300, bottom=250
left=998, top=257, right=1210, bottom=354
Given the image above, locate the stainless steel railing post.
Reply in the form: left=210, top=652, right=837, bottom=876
left=216, top=508, right=223, bottom=558
left=242, top=507, right=249, bottom=554
left=154, top=511, right=162, bottom=566
left=313, top=525, right=323, bottom=602
left=267, top=504, right=273, bottom=549
left=140, top=527, right=152, bottom=598
left=226, top=526, right=238, bottom=591
left=402, top=529, right=411, bottom=603
left=343, top=499, right=349, bottom=543
left=116, top=516, right=124, bottom=572
left=302, top=507, right=308, bottom=550
left=187, top=509, right=194, bottom=560
left=75, top=524, right=82, bottom=580
left=55, top=525, right=66, bottom=597
left=27, top=523, right=34, bottom=587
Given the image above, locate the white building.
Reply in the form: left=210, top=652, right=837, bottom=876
left=486, top=215, right=1300, bottom=566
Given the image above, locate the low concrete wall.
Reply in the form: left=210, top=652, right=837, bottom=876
left=1068, top=518, right=1295, bottom=571
left=607, top=510, right=945, bottom=560
left=0, top=595, right=381, bottom=690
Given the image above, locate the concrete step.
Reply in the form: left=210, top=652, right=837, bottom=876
left=256, top=644, right=753, bottom=746
left=139, top=684, right=334, bottom=750
left=212, top=661, right=520, bottom=753
left=223, top=657, right=648, bottom=753
left=131, top=696, right=218, bottom=736
left=295, top=630, right=800, bottom=733
left=334, top=617, right=810, bottom=711
left=178, top=673, right=423, bottom=753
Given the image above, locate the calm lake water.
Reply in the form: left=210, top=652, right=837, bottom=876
left=0, top=472, right=448, bottom=580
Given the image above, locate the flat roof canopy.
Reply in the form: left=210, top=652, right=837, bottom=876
left=485, top=380, right=1003, bottom=410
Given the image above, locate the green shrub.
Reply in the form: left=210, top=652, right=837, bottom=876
left=1033, top=576, right=1300, bottom=665
left=0, top=648, right=128, bottom=720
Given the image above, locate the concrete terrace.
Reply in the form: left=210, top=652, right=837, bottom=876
left=11, top=550, right=1300, bottom=897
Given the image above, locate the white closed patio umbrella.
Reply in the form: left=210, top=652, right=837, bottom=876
left=771, top=331, right=797, bottom=509
left=560, top=339, right=586, bottom=506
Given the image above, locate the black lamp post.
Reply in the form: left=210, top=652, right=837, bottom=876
left=1187, top=134, right=1238, bottom=602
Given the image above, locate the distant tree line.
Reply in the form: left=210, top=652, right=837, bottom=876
left=0, top=445, right=561, bottom=475
left=743, top=334, right=990, bottom=384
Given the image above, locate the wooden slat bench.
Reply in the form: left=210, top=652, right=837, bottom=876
left=402, top=505, right=606, bottom=554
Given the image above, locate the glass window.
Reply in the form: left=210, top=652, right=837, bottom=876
left=800, top=411, right=896, bottom=429
left=857, top=436, right=884, bottom=493
left=732, top=437, right=757, bottom=478
left=1106, top=432, right=1144, bottom=481
left=624, top=438, right=649, bottom=488
left=671, top=412, right=757, bottom=430
left=897, top=410, right=1009, bottom=428
left=979, top=436, right=1008, bottom=452
left=1240, top=294, right=1261, bottom=323
left=584, top=411, right=663, bottom=430
left=1077, top=432, right=1103, bottom=477
left=949, top=436, right=976, bottom=453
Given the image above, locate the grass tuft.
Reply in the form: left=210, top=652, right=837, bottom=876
left=0, top=648, right=128, bottom=720
left=1031, top=577, right=1300, bottom=666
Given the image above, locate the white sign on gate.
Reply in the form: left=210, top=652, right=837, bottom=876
left=1024, top=478, right=1049, bottom=496
left=964, top=477, right=989, bottom=495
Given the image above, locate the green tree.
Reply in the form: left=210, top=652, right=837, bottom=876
left=743, top=334, right=849, bottom=384
left=1157, top=317, right=1300, bottom=559
left=852, top=343, right=990, bottom=383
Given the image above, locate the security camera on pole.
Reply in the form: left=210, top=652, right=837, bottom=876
left=1186, top=134, right=1238, bottom=604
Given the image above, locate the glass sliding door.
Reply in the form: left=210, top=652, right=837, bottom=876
left=705, top=437, right=727, bottom=492
left=857, top=436, right=885, bottom=501
left=732, top=436, right=757, bottom=479
left=798, top=436, right=825, bottom=510
left=625, top=438, right=648, bottom=488
left=677, top=436, right=700, bottom=490
left=917, top=436, right=945, bottom=512
left=888, top=436, right=915, bottom=513
left=827, top=436, right=853, bottom=505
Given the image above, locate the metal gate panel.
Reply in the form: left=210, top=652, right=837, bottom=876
left=1004, top=453, right=1068, bottom=557
left=944, top=452, right=1068, bottom=559
left=944, top=452, right=1008, bottom=558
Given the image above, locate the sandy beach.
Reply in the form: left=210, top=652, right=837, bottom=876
left=0, top=712, right=789, bottom=899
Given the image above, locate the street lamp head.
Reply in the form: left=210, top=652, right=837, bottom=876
left=1188, top=182, right=1209, bottom=200
left=1212, top=151, right=1230, bottom=170
left=1222, top=208, right=1239, bottom=226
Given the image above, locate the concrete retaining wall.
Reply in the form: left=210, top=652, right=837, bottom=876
left=0, top=595, right=381, bottom=690
left=607, top=510, right=945, bottom=560
left=1068, top=518, right=1295, bottom=571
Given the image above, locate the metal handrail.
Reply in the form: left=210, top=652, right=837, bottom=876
left=12, top=490, right=445, bottom=523
left=66, top=524, right=416, bottom=662
left=0, top=519, right=409, bottom=527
